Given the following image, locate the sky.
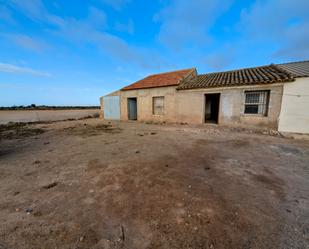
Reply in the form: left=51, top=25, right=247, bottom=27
left=0, top=0, right=308, bottom=106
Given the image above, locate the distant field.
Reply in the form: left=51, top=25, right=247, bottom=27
left=0, top=109, right=101, bottom=124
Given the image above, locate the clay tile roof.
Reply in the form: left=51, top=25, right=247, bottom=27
left=276, top=60, right=309, bottom=78
left=121, top=68, right=195, bottom=91
left=177, top=64, right=294, bottom=90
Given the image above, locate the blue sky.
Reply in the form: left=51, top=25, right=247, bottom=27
left=0, top=0, right=308, bottom=106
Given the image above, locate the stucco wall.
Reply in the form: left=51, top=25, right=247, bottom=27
left=278, top=77, right=309, bottom=134
left=119, top=83, right=283, bottom=128
left=176, top=84, right=283, bottom=128
left=120, top=86, right=178, bottom=122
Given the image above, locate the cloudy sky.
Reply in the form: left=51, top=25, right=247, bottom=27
left=0, top=0, right=308, bottom=106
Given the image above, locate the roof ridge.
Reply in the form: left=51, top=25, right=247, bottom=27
left=178, top=63, right=294, bottom=90
left=198, top=60, right=309, bottom=76
left=121, top=67, right=196, bottom=91
left=147, top=68, right=196, bottom=77
left=199, top=64, right=273, bottom=76
left=277, top=60, right=309, bottom=65
left=271, top=64, right=295, bottom=78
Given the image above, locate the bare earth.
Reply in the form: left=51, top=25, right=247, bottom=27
left=0, top=109, right=100, bottom=124
left=0, top=119, right=308, bottom=249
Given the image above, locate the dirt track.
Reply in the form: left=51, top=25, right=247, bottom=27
left=0, top=119, right=308, bottom=249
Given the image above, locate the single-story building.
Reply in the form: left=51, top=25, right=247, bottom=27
left=100, top=60, right=309, bottom=134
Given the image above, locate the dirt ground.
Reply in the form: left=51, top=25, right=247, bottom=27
left=0, top=119, right=308, bottom=249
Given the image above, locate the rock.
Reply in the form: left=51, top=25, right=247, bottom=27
left=26, top=208, right=33, bottom=214
left=135, top=150, right=140, bottom=154
left=42, top=182, right=58, bottom=189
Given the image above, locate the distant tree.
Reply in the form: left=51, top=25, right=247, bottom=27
left=30, top=104, right=36, bottom=108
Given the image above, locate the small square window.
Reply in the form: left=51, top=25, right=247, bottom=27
left=244, top=91, right=269, bottom=116
left=153, top=96, right=164, bottom=115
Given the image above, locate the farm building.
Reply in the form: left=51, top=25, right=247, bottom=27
left=100, top=60, right=309, bottom=134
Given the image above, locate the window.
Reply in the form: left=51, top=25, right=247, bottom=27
left=153, top=96, right=164, bottom=115
left=244, top=91, right=269, bottom=115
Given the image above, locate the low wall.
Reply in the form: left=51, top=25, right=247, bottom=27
left=0, top=109, right=101, bottom=124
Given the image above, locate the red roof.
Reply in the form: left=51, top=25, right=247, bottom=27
left=121, top=68, right=195, bottom=91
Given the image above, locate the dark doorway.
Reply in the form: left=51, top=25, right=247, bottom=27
left=128, top=98, right=137, bottom=120
left=205, top=93, right=220, bottom=123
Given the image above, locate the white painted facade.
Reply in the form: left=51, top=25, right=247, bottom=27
left=278, top=77, right=309, bottom=134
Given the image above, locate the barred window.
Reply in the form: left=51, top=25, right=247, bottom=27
left=153, top=96, right=164, bottom=115
left=244, top=91, right=269, bottom=115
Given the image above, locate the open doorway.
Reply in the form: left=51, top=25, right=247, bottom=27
left=205, top=93, right=220, bottom=123
left=127, top=98, right=137, bottom=120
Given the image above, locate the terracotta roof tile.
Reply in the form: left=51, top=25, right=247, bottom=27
left=121, top=68, right=195, bottom=91
left=177, top=64, right=294, bottom=90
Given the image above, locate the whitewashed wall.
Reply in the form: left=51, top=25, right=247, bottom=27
left=278, top=77, right=309, bottom=134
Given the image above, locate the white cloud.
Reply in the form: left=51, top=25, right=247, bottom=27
left=7, top=0, right=64, bottom=26
left=204, top=48, right=235, bottom=71
left=0, top=62, right=51, bottom=77
left=114, top=19, right=134, bottom=34
left=6, top=0, right=164, bottom=69
left=240, top=0, right=309, bottom=60
left=88, top=6, right=107, bottom=29
left=154, top=0, right=232, bottom=50
left=4, top=34, right=49, bottom=52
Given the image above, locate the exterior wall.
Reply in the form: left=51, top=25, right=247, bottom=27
left=119, top=83, right=284, bottom=128
left=278, top=77, right=309, bottom=134
left=100, top=90, right=121, bottom=119
left=104, top=96, right=121, bottom=120
left=120, top=86, right=178, bottom=122
left=99, top=96, right=104, bottom=118
left=176, top=84, right=283, bottom=128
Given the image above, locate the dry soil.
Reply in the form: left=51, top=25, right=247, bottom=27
left=0, top=119, right=308, bottom=249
